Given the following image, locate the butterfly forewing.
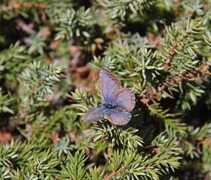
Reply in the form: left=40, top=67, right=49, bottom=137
left=105, top=109, right=132, bottom=125
left=99, top=69, right=121, bottom=103
left=113, top=88, right=135, bottom=112
left=83, top=107, right=104, bottom=123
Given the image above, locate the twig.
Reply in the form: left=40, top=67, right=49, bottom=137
left=104, top=165, right=126, bottom=180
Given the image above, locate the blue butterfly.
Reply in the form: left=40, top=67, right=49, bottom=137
left=83, top=69, right=135, bottom=125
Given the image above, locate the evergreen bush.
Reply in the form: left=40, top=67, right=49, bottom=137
left=0, top=0, right=210, bottom=179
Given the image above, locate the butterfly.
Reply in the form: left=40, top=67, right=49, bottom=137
left=83, top=68, right=135, bottom=125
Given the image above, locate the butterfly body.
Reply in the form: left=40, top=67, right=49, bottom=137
left=83, top=69, right=135, bottom=125
left=101, top=102, right=114, bottom=109
left=100, top=102, right=127, bottom=112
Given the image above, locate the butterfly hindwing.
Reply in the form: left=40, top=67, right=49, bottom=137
left=105, top=109, right=132, bottom=125
left=83, top=107, right=104, bottom=123
left=99, top=69, right=121, bottom=103
left=113, top=88, right=135, bottom=112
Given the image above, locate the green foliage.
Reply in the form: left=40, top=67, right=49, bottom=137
left=18, top=61, right=62, bottom=120
left=53, top=136, right=72, bottom=157
left=0, top=89, right=15, bottom=114
left=61, top=150, right=87, bottom=179
left=24, top=30, right=47, bottom=55
left=21, top=61, right=61, bottom=98
left=94, top=0, right=149, bottom=22
left=0, top=42, right=32, bottom=88
left=94, top=123, right=143, bottom=149
left=0, top=0, right=210, bottom=179
left=54, top=7, right=96, bottom=42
